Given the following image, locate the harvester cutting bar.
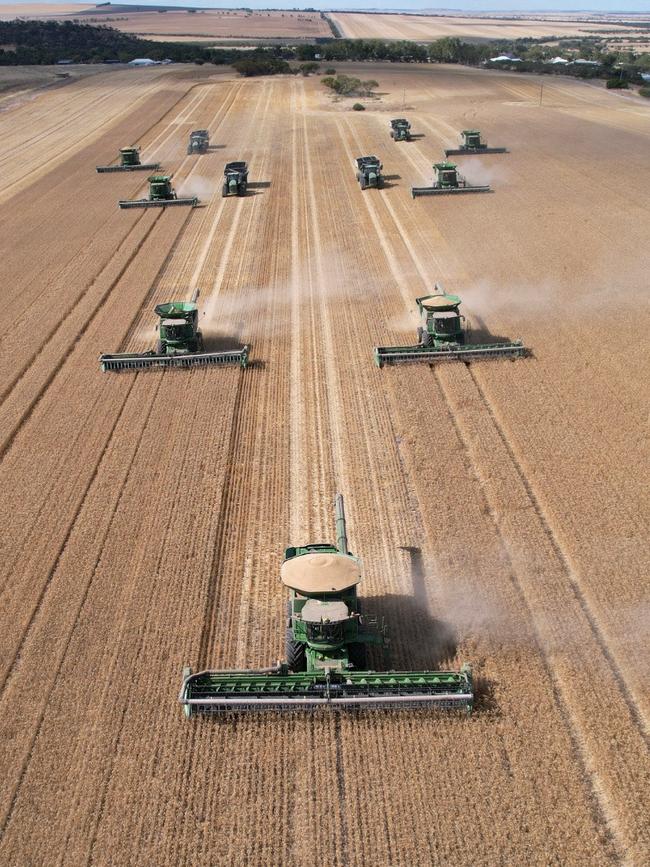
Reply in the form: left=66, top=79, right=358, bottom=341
left=180, top=666, right=473, bottom=715
left=96, top=164, right=160, bottom=173
left=374, top=341, right=526, bottom=367
left=100, top=346, right=249, bottom=372
left=411, top=185, right=490, bottom=197
left=444, top=147, right=507, bottom=156
left=118, top=197, right=197, bottom=209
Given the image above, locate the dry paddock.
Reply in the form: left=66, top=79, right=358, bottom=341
left=0, top=62, right=648, bottom=866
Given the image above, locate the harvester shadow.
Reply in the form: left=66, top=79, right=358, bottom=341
left=248, top=181, right=271, bottom=190
left=391, top=545, right=498, bottom=716
left=203, top=333, right=250, bottom=354
left=365, top=593, right=457, bottom=672
left=468, top=314, right=525, bottom=348
left=409, top=133, right=426, bottom=140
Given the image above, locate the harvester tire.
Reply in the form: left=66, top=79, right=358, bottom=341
left=286, top=632, right=306, bottom=672
left=238, top=183, right=247, bottom=196
left=360, top=178, right=367, bottom=190
left=222, top=184, right=228, bottom=197
left=156, top=340, right=165, bottom=355
left=348, top=642, right=367, bottom=670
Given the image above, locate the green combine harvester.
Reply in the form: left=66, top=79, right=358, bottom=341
left=187, top=129, right=210, bottom=155
left=390, top=118, right=411, bottom=142
left=96, top=146, right=160, bottom=173
left=355, top=156, right=384, bottom=190
left=100, top=289, right=249, bottom=372
left=119, top=174, right=198, bottom=209
left=180, top=494, right=473, bottom=715
left=374, top=289, right=526, bottom=367
left=411, top=161, right=490, bottom=197
left=445, top=130, right=508, bottom=157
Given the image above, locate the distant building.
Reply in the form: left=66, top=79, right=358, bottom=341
left=548, top=56, right=569, bottom=65
left=571, top=59, right=600, bottom=66
left=128, top=58, right=160, bottom=67
left=489, top=55, right=522, bottom=63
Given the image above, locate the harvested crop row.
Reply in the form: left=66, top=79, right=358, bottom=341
left=292, top=100, right=612, bottom=859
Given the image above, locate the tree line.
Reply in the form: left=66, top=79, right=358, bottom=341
left=0, top=20, right=648, bottom=89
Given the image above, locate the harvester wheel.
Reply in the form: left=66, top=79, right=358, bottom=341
left=156, top=340, right=165, bottom=355
left=196, top=332, right=204, bottom=352
left=286, top=632, right=306, bottom=672
left=222, top=183, right=228, bottom=197
left=377, top=177, right=384, bottom=189
left=182, top=666, right=193, bottom=718
left=360, top=178, right=367, bottom=191
left=238, top=183, right=247, bottom=196
left=348, top=642, right=367, bottom=670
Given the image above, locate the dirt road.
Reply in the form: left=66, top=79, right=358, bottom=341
left=0, top=63, right=648, bottom=866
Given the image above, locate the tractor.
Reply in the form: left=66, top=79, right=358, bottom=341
left=187, top=129, right=210, bottom=155
left=222, top=161, right=249, bottom=197
left=355, top=156, right=383, bottom=190
left=390, top=118, right=411, bottom=142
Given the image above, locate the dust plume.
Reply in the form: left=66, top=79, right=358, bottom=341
left=177, top=174, right=218, bottom=201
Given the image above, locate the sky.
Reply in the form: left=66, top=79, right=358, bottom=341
left=8, top=0, right=650, bottom=13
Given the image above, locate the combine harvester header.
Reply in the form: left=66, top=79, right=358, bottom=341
left=375, top=288, right=527, bottom=367
left=100, top=289, right=249, bottom=372
left=412, top=161, right=491, bottom=197
left=96, top=146, right=160, bottom=173
left=119, top=175, right=197, bottom=209
left=445, top=129, right=508, bottom=157
left=180, top=494, right=473, bottom=715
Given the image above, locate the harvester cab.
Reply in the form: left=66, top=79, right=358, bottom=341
left=118, top=174, right=198, bottom=209
left=445, top=129, right=508, bottom=157
left=96, top=146, right=160, bottom=173
left=411, top=161, right=491, bottom=197
left=355, top=156, right=383, bottom=190
left=222, top=161, right=249, bottom=197
left=155, top=299, right=203, bottom=355
left=374, top=285, right=527, bottom=366
left=390, top=118, right=411, bottom=141
left=187, top=129, right=210, bottom=155
left=180, top=494, right=474, bottom=715
left=99, top=288, right=249, bottom=371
